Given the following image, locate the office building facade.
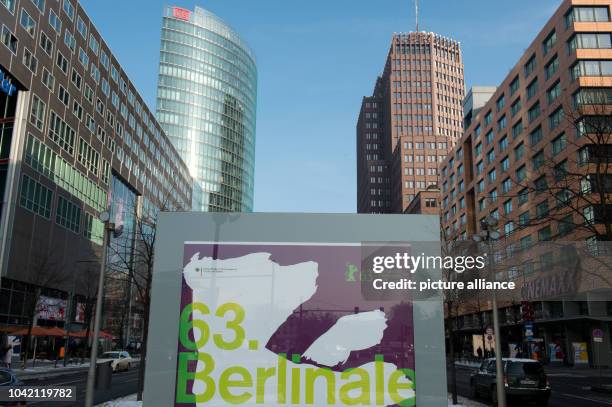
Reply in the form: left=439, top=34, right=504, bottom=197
left=357, top=31, right=465, bottom=214
left=157, top=6, right=257, bottom=212
left=440, top=0, right=612, bottom=365
left=0, top=0, right=192, bottom=332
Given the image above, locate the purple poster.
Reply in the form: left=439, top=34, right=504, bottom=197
left=174, top=242, right=416, bottom=406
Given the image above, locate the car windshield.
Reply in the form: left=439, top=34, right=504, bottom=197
left=102, top=352, right=120, bottom=359
left=507, top=361, right=544, bottom=376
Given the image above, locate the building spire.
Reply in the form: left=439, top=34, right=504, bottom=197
left=415, top=0, right=419, bottom=32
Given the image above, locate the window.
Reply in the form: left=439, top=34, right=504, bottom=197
left=71, top=68, right=81, bottom=90
left=516, top=165, right=527, bottom=182
left=498, top=115, right=507, bottom=131
left=552, top=133, right=567, bottom=155
left=78, top=47, right=89, bottom=68
left=72, top=101, right=83, bottom=120
left=530, top=126, right=542, bottom=146
left=571, top=60, right=612, bottom=80
left=22, top=48, right=37, bottom=73
left=510, top=143, right=523, bottom=162
left=519, top=211, right=530, bottom=227
left=518, top=188, right=529, bottom=205
left=538, top=226, right=552, bottom=241
left=89, top=34, right=99, bottom=55
left=1, top=26, right=18, bottom=54
left=534, top=176, right=548, bottom=193
left=486, top=149, right=495, bottom=164
left=62, top=0, right=74, bottom=21
left=30, top=95, right=46, bottom=130
left=510, top=75, right=520, bottom=95
left=488, top=169, right=496, bottom=182
left=554, top=160, right=568, bottom=181
left=524, top=54, right=536, bottom=77
left=545, top=55, right=559, bottom=80
left=532, top=150, right=544, bottom=170
left=57, top=85, right=69, bottom=106
left=536, top=201, right=548, bottom=219
left=64, top=30, right=76, bottom=52
left=505, top=222, right=515, bottom=236
left=543, top=30, right=556, bottom=54
left=49, top=9, right=61, bottom=33
left=547, top=81, right=561, bottom=104
left=574, top=87, right=612, bottom=106
left=558, top=215, right=574, bottom=237
left=31, top=0, right=45, bottom=13
left=499, top=135, right=508, bottom=151
left=20, top=175, right=53, bottom=219
left=527, top=78, right=538, bottom=100
left=496, top=94, right=505, bottom=111
left=78, top=138, right=99, bottom=175
left=484, top=111, right=492, bottom=125
left=548, top=107, right=563, bottom=130
left=510, top=98, right=521, bottom=117
left=566, top=6, right=611, bottom=26
left=476, top=160, right=484, bottom=175
left=475, top=142, right=482, bottom=156
left=502, top=177, right=512, bottom=193
left=77, top=16, right=87, bottom=38
left=512, top=120, right=523, bottom=139
left=56, top=50, right=68, bottom=74
left=41, top=68, right=54, bottom=90
left=528, top=102, right=541, bottom=123
left=486, top=130, right=494, bottom=145
left=20, top=9, right=36, bottom=37
left=1, top=0, right=15, bottom=13
left=39, top=31, right=53, bottom=55
left=56, top=195, right=81, bottom=233
left=48, top=111, right=75, bottom=155
left=490, top=189, right=498, bottom=203
left=568, top=33, right=612, bottom=51
left=100, top=51, right=109, bottom=69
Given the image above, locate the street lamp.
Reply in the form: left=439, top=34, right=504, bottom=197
left=84, top=211, right=115, bottom=407
left=472, top=215, right=506, bottom=407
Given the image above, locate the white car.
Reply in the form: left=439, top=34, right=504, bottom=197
left=98, top=351, right=132, bottom=372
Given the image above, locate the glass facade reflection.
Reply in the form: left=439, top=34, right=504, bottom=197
left=157, top=6, right=257, bottom=212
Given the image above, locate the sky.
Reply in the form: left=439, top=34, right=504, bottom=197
left=79, top=0, right=561, bottom=213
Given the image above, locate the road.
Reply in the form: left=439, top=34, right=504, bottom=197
left=23, top=368, right=139, bottom=406
left=448, top=365, right=612, bottom=406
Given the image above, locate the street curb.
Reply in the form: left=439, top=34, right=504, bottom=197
left=591, top=385, right=612, bottom=394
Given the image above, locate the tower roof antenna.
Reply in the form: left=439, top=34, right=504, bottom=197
left=415, top=0, right=419, bottom=32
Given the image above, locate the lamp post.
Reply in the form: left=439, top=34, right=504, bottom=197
left=84, top=212, right=114, bottom=407
left=473, top=215, right=506, bottom=407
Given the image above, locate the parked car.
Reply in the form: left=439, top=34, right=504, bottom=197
left=0, top=368, right=26, bottom=406
left=98, top=351, right=132, bottom=372
left=470, top=358, right=551, bottom=405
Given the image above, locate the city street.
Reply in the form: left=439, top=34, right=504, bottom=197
left=22, top=368, right=139, bottom=406
left=448, top=365, right=612, bottom=406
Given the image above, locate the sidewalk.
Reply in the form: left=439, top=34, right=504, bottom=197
left=95, top=394, right=142, bottom=407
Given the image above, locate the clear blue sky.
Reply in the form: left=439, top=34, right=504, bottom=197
left=80, top=0, right=560, bottom=213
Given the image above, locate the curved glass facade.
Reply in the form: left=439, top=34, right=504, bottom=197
left=157, top=6, right=257, bottom=212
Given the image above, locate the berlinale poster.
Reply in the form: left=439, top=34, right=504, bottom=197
left=174, top=242, right=416, bottom=406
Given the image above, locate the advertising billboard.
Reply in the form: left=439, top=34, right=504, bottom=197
left=144, top=213, right=446, bottom=407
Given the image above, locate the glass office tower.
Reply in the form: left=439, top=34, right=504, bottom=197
left=157, top=6, right=257, bottom=212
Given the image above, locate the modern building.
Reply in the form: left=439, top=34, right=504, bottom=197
left=440, top=0, right=612, bottom=365
left=156, top=6, right=257, bottom=212
left=463, top=86, right=496, bottom=129
left=0, top=0, right=192, bottom=336
left=357, top=31, right=465, bottom=214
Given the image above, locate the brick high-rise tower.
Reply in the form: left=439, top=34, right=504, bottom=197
left=357, top=32, right=465, bottom=213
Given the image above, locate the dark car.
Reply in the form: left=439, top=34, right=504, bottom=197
left=0, top=368, right=26, bottom=406
left=470, top=358, right=551, bottom=406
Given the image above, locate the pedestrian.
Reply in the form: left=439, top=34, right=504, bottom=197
left=476, top=346, right=483, bottom=359
left=3, top=342, right=13, bottom=369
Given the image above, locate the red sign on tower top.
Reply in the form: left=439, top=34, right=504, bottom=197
left=172, top=7, right=191, bottom=21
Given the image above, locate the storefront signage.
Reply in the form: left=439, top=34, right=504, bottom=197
left=0, top=69, right=17, bottom=96
left=593, top=328, right=604, bottom=343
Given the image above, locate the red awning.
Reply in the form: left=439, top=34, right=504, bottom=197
left=9, top=326, right=67, bottom=337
